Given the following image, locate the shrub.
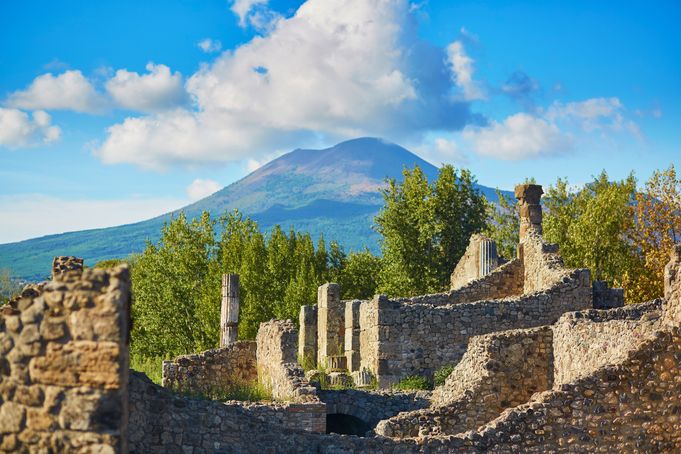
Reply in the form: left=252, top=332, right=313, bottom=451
left=394, top=375, right=431, bottom=391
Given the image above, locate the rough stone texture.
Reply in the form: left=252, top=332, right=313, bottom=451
left=376, top=327, right=553, bottom=438
left=360, top=265, right=591, bottom=387
left=516, top=183, right=543, bottom=239
left=219, top=274, right=239, bottom=347
left=592, top=280, right=625, bottom=309
left=256, top=319, right=318, bottom=402
left=664, top=243, right=681, bottom=324
left=298, top=304, right=317, bottom=367
left=317, top=283, right=343, bottom=367
left=51, top=256, right=84, bottom=281
left=0, top=264, right=130, bottom=453
left=344, top=300, right=362, bottom=372
left=450, top=234, right=501, bottom=290
left=552, top=301, right=663, bottom=386
left=447, top=258, right=524, bottom=303
left=161, top=341, right=257, bottom=394
left=319, top=388, right=430, bottom=429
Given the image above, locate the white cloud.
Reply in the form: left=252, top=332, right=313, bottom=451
left=447, top=41, right=486, bottom=101
left=106, top=63, right=187, bottom=113
left=414, top=136, right=469, bottom=165
left=0, top=194, right=185, bottom=244
left=0, top=108, right=61, bottom=149
left=198, top=38, right=222, bottom=53
left=463, top=113, right=572, bottom=160
left=231, top=0, right=269, bottom=27
left=6, top=70, right=104, bottom=113
left=546, top=97, right=625, bottom=132
left=96, top=0, right=473, bottom=170
left=186, top=178, right=222, bottom=201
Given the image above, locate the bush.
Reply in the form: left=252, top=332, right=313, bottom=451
left=434, top=364, right=455, bottom=386
left=394, top=375, right=431, bottom=391
left=130, top=355, right=164, bottom=385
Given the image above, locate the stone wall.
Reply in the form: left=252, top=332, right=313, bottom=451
left=255, top=319, right=318, bottom=402
left=344, top=300, right=362, bottom=372
left=317, top=283, right=344, bottom=367
left=360, top=268, right=591, bottom=386
left=664, top=243, right=681, bottom=324
left=318, top=388, right=430, bottom=429
left=552, top=301, right=663, bottom=386
left=298, top=304, right=317, bottom=367
left=376, top=327, right=553, bottom=438
left=51, top=256, right=84, bottom=281
left=161, top=341, right=257, bottom=394
left=521, top=231, right=573, bottom=294
left=592, top=280, right=625, bottom=309
left=450, top=234, right=500, bottom=290
left=0, top=265, right=130, bottom=453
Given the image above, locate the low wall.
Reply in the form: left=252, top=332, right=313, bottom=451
left=0, top=265, right=130, bottom=453
left=552, top=300, right=663, bottom=386
left=256, top=319, right=319, bottom=402
left=360, top=268, right=591, bottom=386
left=665, top=244, right=681, bottom=324
left=457, top=325, right=681, bottom=453
left=318, top=389, right=430, bottom=429
left=161, top=341, right=257, bottom=394
left=522, top=232, right=571, bottom=294
left=376, top=326, right=553, bottom=438
left=592, top=280, right=625, bottom=309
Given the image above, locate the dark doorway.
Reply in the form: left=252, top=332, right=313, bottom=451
left=326, top=413, right=371, bottom=436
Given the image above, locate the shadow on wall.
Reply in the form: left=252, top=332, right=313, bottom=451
left=326, top=413, right=371, bottom=437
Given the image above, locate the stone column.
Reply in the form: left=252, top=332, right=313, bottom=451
left=515, top=184, right=544, bottom=241
left=478, top=238, right=499, bottom=277
left=344, top=300, right=362, bottom=372
left=317, top=283, right=343, bottom=367
left=220, top=274, right=240, bottom=347
left=52, top=256, right=84, bottom=281
left=298, top=305, right=318, bottom=367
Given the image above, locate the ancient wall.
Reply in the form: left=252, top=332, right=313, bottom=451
left=298, top=304, right=317, bottom=367
left=0, top=265, right=130, bottom=453
left=361, top=268, right=590, bottom=386
left=376, top=327, right=553, bottom=438
left=447, top=258, right=524, bottom=304
left=344, top=300, right=362, bottom=373
left=317, top=283, right=344, bottom=367
left=255, top=319, right=318, bottom=402
left=521, top=231, right=574, bottom=294
left=552, top=301, right=663, bottom=386
left=592, top=280, right=625, bottom=309
left=450, top=234, right=500, bottom=290
left=664, top=244, right=681, bottom=324
left=51, top=256, right=84, bottom=281
left=161, top=341, right=257, bottom=394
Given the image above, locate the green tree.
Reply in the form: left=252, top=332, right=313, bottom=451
left=0, top=269, right=21, bottom=306
left=543, top=172, right=638, bottom=287
left=375, top=164, right=487, bottom=296
left=339, top=248, right=382, bottom=300
left=484, top=189, right=519, bottom=260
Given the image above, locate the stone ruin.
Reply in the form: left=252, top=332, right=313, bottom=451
left=1, top=185, right=681, bottom=453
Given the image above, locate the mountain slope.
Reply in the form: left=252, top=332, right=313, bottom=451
left=0, top=138, right=509, bottom=280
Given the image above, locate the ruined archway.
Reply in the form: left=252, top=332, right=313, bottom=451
left=326, top=413, right=371, bottom=436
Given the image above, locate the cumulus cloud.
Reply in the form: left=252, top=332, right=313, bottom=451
left=106, top=63, right=188, bottom=112
left=447, top=41, right=486, bottom=101
left=463, top=113, right=572, bottom=160
left=6, top=70, right=104, bottom=113
left=230, top=0, right=280, bottom=31
left=0, top=108, right=61, bottom=149
left=198, top=38, right=222, bottom=53
left=186, top=178, right=222, bottom=201
left=96, top=0, right=474, bottom=170
left=464, top=97, right=640, bottom=160
left=0, top=194, right=185, bottom=244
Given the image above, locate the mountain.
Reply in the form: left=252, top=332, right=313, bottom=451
left=0, top=138, right=510, bottom=280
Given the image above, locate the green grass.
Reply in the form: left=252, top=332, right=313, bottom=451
left=434, top=364, right=455, bottom=386
left=394, top=375, right=432, bottom=391
left=184, top=383, right=272, bottom=402
left=130, top=355, right=164, bottom=385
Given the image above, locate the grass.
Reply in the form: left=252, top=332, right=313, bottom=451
left=189, top=383, right=272, bottom=402
left=434, top=364, right=456, bottom=386
left=130, top=355, right=164, bottom=385
left=394, top=375, right=432, bottom=391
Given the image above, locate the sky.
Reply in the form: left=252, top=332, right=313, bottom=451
left=0, top=0, right=679, bottom=243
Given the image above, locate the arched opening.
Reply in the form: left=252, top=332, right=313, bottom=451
left=326, top=413, right=371, bottom=436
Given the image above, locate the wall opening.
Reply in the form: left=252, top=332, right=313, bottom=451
left=326, top=413, right=371, bottom=437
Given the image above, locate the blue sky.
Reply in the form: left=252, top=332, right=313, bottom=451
left=0, top=0, right=679, bottom=243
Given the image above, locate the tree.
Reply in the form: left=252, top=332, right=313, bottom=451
left=375, top=164, right=488, bottom=296
left=339, top=248, right=382, bottom=300
left=543, top=172, right=638, bottom=289
left=628, top=165, right=681, bottom=301
left=0, top=269, right=21, bottom=306
left=484, top=189, right=519, bottom=260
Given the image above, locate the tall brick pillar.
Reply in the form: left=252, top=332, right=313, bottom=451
left=298, top=305, right=318, bottom=367
left=317, top=283, right=343, bottom=367
left=515, top=184, right=544, bottom=241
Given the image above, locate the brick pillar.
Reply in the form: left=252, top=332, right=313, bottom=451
left=344, top=300, right=361, bottom=372
left=220, top=274, right=240, bottom=347
left=317, top=283, right=343, bottom=367
left=515, top=184, right=544, bottom=241
left=298, top=305, right=318, bottom=368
